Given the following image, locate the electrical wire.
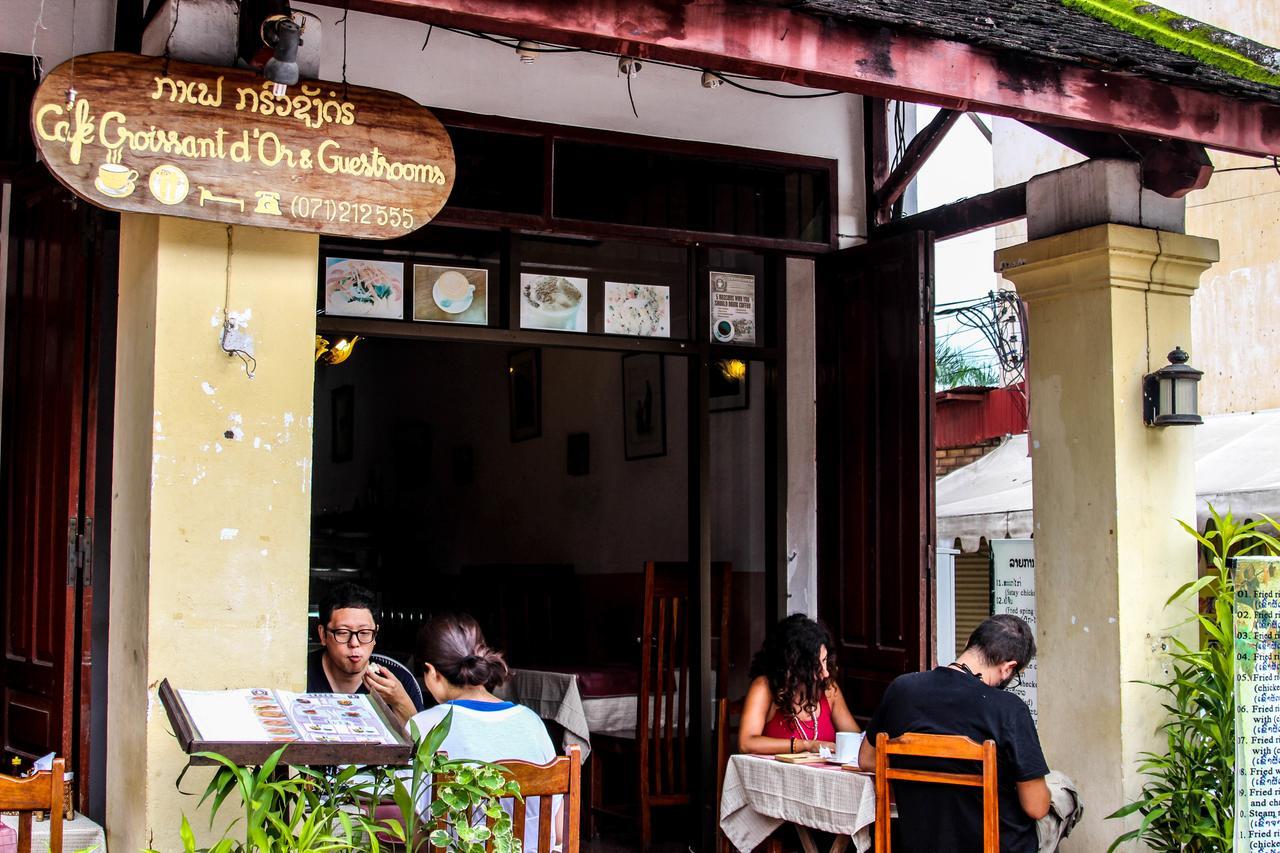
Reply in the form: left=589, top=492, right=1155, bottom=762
left=1216, top=156, right=1280, bottom=174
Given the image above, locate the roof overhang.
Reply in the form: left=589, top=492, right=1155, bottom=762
left=316, top=0, right=1280, bottom=158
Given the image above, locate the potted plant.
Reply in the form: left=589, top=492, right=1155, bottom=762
left=155, top=709, right=522, bottom=852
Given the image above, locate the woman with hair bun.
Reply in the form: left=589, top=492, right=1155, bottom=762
left=407, top=613, right=559, bottom=851
left=738, top=613, right=860, bottom=754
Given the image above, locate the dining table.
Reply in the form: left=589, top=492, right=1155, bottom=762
left=719, top=753, right=877, bottom=853
left=494, top=665, right=643, bottom=759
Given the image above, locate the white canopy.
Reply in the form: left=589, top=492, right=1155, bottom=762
left=937, top=408, right=1280, bottom=552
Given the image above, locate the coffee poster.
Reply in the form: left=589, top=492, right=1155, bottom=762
left=1234, top=556, right=1280, bottom=851
left=413, top=265, right=488, bottom=326
left=520, top=273, right=589, bottom=333
left=710, top=272, right=756, bottom=345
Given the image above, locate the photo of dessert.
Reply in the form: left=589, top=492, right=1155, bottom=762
left=520, top=273, right=588, bottom=332
left=324, top=257, right=406, bottom=320
left=604, top=282, right=671, bottom=338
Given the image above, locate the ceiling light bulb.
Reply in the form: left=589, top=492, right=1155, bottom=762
left=516, top=40, right=539, bottom=63
left=701, top=71, right=722, bottom=89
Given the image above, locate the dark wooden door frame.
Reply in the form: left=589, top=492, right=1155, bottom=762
left=815, top=231, right=935, bottom=720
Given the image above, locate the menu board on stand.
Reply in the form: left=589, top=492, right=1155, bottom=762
left=990, top=538, right=1038, bottom=724
left=1234, top=556, right=1280, bottom=850
left=158, top=678, right=413, bottom=767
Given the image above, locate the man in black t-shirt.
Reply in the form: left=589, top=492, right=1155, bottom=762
left=306, top=583, right=425, bottom=727
left=859, top=615, right=1050, bottom=853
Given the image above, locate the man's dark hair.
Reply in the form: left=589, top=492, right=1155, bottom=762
left=963, top=614, right=1036, bottom=670
left=319, top=582, right=378, bottom=626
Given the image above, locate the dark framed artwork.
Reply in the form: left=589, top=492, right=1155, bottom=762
left=331, top=384, right=355, bottom=463
left=508, top=349, right=542, bottom=442
left=710, top=358, right=750, bottom=413
left=621, top=353, right=666, bottom=460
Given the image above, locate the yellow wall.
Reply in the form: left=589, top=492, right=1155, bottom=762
left=107, top=216, right=318, bottom=853
left=997, top=224, right=1218, bottom=850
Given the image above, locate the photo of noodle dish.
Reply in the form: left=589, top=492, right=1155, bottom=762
left=604, top=282, right=671, bottom=338
left=324, top=257, right=405, bottom=319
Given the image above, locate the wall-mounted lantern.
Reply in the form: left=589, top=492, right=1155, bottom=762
left=1143, top=346, right=1203, bottom=426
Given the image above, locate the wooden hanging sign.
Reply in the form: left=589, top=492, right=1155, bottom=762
left=30, top=52, right=455, bottom=239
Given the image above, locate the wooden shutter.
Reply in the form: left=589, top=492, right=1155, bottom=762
left=816, top=231, right=935, bottom=718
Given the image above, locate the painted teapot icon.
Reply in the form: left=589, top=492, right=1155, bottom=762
left=254, top=191, right=283, bottom=216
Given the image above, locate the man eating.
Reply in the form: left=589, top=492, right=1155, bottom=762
left=307, top=582, right=424, bottom=727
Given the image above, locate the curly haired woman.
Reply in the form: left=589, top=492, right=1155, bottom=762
left=738, top=614, right=860, bottom=754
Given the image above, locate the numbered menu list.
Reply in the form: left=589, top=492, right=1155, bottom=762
left=1236, top=556, right=1280, bottom=851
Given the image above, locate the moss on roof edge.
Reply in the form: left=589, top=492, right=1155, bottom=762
left=1059, top=0, right=1280, bottom=88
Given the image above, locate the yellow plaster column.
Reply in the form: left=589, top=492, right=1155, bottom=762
left=996, top=223, right=1218, bottom=849
left=107, top=216, right=318, bottom=852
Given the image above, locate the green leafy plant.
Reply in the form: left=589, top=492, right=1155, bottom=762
left=1107, top=506, right=1279, bottom=852
left=935, top=340, right=997, bottom=390
left=155, top=709, right=522, bottom=853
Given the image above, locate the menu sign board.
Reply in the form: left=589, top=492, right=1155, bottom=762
left=990, top=538, right=1038, bottom=723
left=30, top=52, right=454, bottom=239
left=1234, top=556, right=1280, bottom=850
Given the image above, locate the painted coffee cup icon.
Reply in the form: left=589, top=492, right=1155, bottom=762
left=433, top=270, right=476, bottom=314
left=712, top=319, right=736, bottom=343
left=95, top=163, right=138, bottom=198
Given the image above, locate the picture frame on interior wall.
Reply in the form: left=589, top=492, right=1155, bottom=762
left=621, top=353, right=666, bottom=460
left=508, top=349, right=542, bottom=442
left=710, top=358, right=750, bottom=413
left=332, top=385, right=355, bottom=463
left=321, top=255, right=407, bottom=320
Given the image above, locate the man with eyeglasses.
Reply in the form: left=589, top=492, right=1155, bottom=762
left=858, top=614, right=1051, bottom=852
left=307, top=583, right=425, bottom=727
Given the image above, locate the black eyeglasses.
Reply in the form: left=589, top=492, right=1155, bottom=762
left=324, top=627, right=378, bottom=645
left=1007, top=672, right=1023, bottom=691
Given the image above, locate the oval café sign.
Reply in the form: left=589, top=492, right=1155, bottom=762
left=30, top=52, right=455, bottom=240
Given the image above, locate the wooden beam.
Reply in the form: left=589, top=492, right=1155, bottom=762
left=872, top=183, right=1026, bottom=241
left=875, top=108, right=961, bottom=225
left=314, top=0, right=1280, bottom=157
left=1023, top=122, right=1214, bottom=198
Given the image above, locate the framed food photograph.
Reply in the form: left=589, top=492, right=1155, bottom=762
left=508, top=349, right=542, bottom=442
left=710, top=358, right=750, bottom=413
left=520, top=273, right=589, bottom=333
left=604, top=281, right=671, bottom=338
left=621, top=353, right=666, bottom=460
left=323, top=256, right=406, bottom=319
left=413, top=264, right=489, bottom=325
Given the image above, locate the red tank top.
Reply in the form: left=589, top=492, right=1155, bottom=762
left=761, top=695, right=837, bottom=743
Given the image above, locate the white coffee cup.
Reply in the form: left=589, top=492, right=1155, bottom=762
left=835, top=731, right=863, bottom=764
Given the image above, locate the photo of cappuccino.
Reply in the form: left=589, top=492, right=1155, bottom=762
left=95, top=162, right=138, bottom=198
left=520, top=273, right=589, bottom=333
left=413, top=264, right=488, bottom=326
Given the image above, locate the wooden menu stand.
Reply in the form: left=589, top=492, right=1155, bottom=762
left=158, top=678, right=414, bottom=767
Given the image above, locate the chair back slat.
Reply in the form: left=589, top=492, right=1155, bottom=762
left=0, top=757, right=65, bottom=853
left=874, top=733, right=998, bottom=853
left=639, top=561, right=692, bottom=799
left=537, top=793, right=554, bottom=853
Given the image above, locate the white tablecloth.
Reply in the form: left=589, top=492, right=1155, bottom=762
left=719, top=755, right=876, bottom=853
left=496, top=669, right=641, bottom=759
left=0, top=812, right=107, bottom=852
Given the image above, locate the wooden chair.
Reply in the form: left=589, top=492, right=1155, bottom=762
left=873, top=732, right=998, bottom=853
left=435, top=745, right=582, bottom=853
left=0, top=757, right=65, bottom=853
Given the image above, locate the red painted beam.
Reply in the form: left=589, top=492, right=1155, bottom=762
left=317, top=0, right=1280, bottom=158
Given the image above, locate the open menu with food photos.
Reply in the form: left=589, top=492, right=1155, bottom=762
left=176, top=687, right=400, bottom=745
